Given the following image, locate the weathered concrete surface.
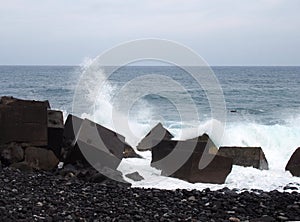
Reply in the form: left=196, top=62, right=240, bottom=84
left=47, top=110, right=64, bottom=158
left=123, top=144, right=142, bottom=158
left=286, top=147, right=300, bottom=177
left=0, top=97, right=48, bottom=146
left=218, top=147, right=269, bottom=170
left=137, top=123, right=174, bottom=151
left=63, top=114, right=83, bottom=146
left=64, top=119, right=125, bottom=170
left=151, top=134, right=233, bottom=184
left=151, top=134, right=218, bottom=170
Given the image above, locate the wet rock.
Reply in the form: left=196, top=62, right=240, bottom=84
left=151, top=134, right=233, bottom=184
left=24, top=147, right=59, bottom=171
left=137, top=123, right=174, bottom=151
left=283, top=183, right=299, bottom=191
left=285, top=147, right=300, bottom=177
left=0, top=142, right=24, bottom=166
left=0, top=96, right=49, bottom=146
left=47, top=110, right=64, bottom=158
left=125, top=172, right=144, bottom=181
left=218, top=146, right=269, bottom=170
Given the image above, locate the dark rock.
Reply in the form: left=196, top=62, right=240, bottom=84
left=137, top=123, right=174, bottom=151
left=0, top=142, right=24, bottom=166
left=64, top=118, right=125, bottom=170
left=250, top=215, right=275, bottom=222
left=47, top=110, right=64, bottom=158
left=0, top=96, right=49, bottom=146
left=10, top=161, right=33, bottom=172
left=151, top=134, right=233, bottom=184
left=89, top=167, right=130, bottom=185
left=24, top=147, right=59, bottom=171
left=125, top=172, right=144, bottom=181
left=218, top=146, right=269, bottom=170
left=285, top=147, right=300, bottom=177
left=123, top=144, right=142, bottom=158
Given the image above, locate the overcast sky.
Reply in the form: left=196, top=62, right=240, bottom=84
left=0, top=0, right=299, bottom=65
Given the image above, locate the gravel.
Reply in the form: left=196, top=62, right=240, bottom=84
left=1, top=167, right=300, bottom=222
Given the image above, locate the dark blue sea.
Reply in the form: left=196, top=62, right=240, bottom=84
left=1, top=66, right=300, bottom=171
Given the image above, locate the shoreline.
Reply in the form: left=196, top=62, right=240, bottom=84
left=1, top=167, right=299, bottom=221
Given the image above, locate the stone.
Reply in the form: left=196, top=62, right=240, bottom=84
left=218, top=146, right=269, bottom=170
left=250, top=215, right=275, bottom=222
left=10, top=161, right=33, bottom=172
left=24, top=147, right=59, bottom=171
left=0, top=96, right=48, bottom=146
left=0, top=142, right=24, bottom=166
left=285, top=147, right=300, bottom=177
left=123, top=144, right=142, bottom=158
left=137, top=123, right=174, bottom=151
left=64, top=118, right=125, bottom=170
left=89, top=167, right=130, bottom=185
left=125, top=172, right=144, bottom=181
left=47, top=110, right=64, bottom=158
left=151, top=134, right=233, bottom=184
left=229, top=217, right=240, bottom=222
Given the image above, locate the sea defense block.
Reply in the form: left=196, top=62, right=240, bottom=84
left=151, top=134, right=218, bottom=169
left=151, top=134, right=233, bottom=184
left=63, top=114, right=83, bottom=146
left=137, top=123, right=174, bottom=151
left=0, top=96, right=48, bottom=146
left=285, top=147, right=300, bottom=177
left=218, top=147, right=269, bottom=170
left=47, top=110, right=64, bottom=158
left=64, top=119, right=125, bottom=169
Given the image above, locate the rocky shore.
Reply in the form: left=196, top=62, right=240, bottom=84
left=1, top=168, right=300, bottom=222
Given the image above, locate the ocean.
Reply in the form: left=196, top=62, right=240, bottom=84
left=1, top=65, right=300, bottom=191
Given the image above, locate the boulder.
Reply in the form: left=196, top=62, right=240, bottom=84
left=58, top=164, right=130, bottom=185
left=151, top=134, right=233, bottom=184
left=285, top=147, right=300, bottom=177
left=218, top=147, right=269, bottom=170
left=0, top=142, right=24, bottom=166
left=125, top=172, right=144, bottom=181
left=0, top=96, right=48, bottom=146
left=137, top=123, right=174, bottom=151
left=47, top=110, right=64, bottom=158
left=24, top=147, right=59, bottom=171
left=64, top=118, right=125, bottom=170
